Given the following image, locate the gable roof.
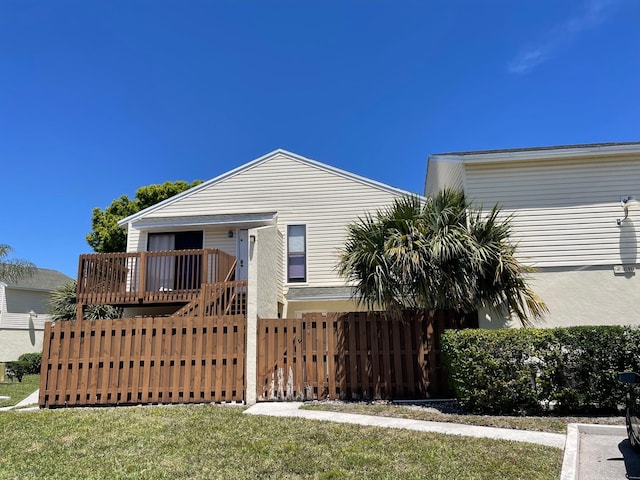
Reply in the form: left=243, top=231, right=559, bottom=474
left=1, top=267, right=73, bottom=291
left=119, top=149, right=419, bottom=227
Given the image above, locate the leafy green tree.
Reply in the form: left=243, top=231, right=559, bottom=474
left=338, top=189, right=547, bottom=327
left=49, top=280, right=123, bottom=321
left=0, top=244, right=35, bottom=283
left=87, top=180, right=202, bottom=252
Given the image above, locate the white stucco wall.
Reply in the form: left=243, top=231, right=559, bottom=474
left=0, top=328, right=43, bottom=362
left=479, top=267, right=640, bottom=329
left=251, top=226, right=283, bottom=319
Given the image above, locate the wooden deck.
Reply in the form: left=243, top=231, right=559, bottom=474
left=77, top=249, right=237, bottom=307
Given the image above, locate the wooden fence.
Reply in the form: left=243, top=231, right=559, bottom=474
left=39, top=315, right=246, bottom=408
left=257, top=311, right=477, bottom=401
left=40, top=310, right=476, bottom=408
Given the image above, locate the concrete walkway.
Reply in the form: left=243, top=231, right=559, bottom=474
left=0, top=389, right=39, bottom=412
left=244, top=401, right=566, bottom=449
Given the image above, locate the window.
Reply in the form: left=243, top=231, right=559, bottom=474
left=287, top=225, right=306, bottom=283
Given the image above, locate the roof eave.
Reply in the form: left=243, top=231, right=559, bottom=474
left=430, top=143, right=640, bottom=166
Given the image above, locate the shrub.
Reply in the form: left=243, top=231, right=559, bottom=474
left=17, top=352, right=42, bottom=375
left=442, top=326, right=640, bottom=415
left=5, top=361, right=32, bottom=382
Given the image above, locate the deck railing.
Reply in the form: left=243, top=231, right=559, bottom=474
left=173, top=281, right=247, bottom=318
left=77, top=249, right=236, bottom=306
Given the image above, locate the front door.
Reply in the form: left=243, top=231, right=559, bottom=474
left=236, top=229, right=249, bottom=281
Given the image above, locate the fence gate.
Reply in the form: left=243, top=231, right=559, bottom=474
left=256, top=310, right=476, bottom=401
left=39, top=315, right=246, bottom=408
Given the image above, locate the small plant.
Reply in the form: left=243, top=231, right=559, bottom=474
left=5, top=361, right=31, bottom=382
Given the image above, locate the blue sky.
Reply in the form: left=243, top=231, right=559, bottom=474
left=1, top=0, right=639, bottom=278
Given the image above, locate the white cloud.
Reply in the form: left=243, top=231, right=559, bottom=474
left=508, top=0, right=622, bottom=74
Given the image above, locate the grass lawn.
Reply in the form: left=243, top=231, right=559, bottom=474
left=0, top=404, right=562, bottom=480
left=0, top=374, right=40, bottom=408
left=302, top=402, right=625, bottom=434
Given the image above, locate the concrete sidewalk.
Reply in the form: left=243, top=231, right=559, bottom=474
left=244, top=401, right=566, bottom=449
left=0, top=389, right=39, bottom=412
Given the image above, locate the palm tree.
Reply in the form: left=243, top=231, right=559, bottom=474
left=49, top=280, right=123, bottom=321
left=0, top=244, right=35, bottom=283
left=338, top=189, right=547, bottom=326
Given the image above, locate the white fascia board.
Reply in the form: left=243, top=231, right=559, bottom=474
left=118, top=149, right=423, bottom=228
left=451, top=144, right=640, bottom=165
left=132, top=212, right=278, bottom=231
left=427, top=154, right=464, bottom=164
left=5, top=285, right=53, bottom=293
left=287, top=294, right=353, bottom=301
left=117, top=151, right=282, bottom=228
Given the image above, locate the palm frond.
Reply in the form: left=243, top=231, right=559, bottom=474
left=337, top=190, right=546, bottom=326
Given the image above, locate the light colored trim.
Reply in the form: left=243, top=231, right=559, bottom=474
left=460, top=161, right=469, bottom=192
left=3, top=285, right=55, bottom=293
left=287, top=294, right=351, bottom=301
left=285, top=223, right=308, bottom=285
left=286, top=288, right=355, bottom=301
left=132, top=212, right=278, bottom=230
left=118, top=149, right=423, bottom=227
left=431, top=143, right=640, bottom=166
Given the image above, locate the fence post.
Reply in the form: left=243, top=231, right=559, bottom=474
left=138, top=252, right=147, bottom=300
left=201, top=250, right=209, bottom=284
left=244, top=235, right=259, bottom=405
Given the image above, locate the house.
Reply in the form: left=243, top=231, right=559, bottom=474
left=0, top=268, right=72, bottom=361
left=76, top=148, right=417, bottom=321
left=72, top=149, right=419, bottom=404
left=425, top=142, right=640, bottom=328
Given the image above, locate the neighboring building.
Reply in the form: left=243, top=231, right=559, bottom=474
left=425, top=142, right=640, bottom=328
left=76, top=149, right=417, bottom=321
left=0, top=268, right=72, bottom=361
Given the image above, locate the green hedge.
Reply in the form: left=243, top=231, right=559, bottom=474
left=442, top=326, right=640, bottom=414
left=17, top=352, right=42, bottom=375
left=5, top=352, right=42, bottom=382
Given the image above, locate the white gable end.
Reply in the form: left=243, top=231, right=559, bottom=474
left=124, top=151, right=415, bottom=287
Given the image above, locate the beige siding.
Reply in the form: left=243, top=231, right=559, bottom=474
left=126, top=223, right=145, bottom=252
left=0, top=313, right=51, bottom=329
left=0, top=285, right=6, bottom=317
left=4, top=289, right=50, bottom=318
left=0, top=285, right=54, bottom=330
left=130, top=154, right=407, bottom=286
left=425, top=156, right=464, bottom=196
left=0, top=328, right=44, bottom=362
left=204, top=228, right=236, bottom=256
left=464, top=155, right=640, bottom=267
